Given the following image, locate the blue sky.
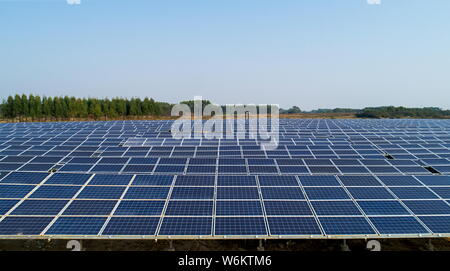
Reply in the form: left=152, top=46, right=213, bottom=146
left=1, top=0, right=449, bottom=110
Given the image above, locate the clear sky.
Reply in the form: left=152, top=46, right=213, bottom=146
left=1, top=0, right=449, bottom=110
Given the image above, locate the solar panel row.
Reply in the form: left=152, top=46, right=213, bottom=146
left=0, top=119, right=450, bottom=238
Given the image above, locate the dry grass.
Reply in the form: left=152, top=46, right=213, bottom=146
left=0, top=113, right=360, bottom=123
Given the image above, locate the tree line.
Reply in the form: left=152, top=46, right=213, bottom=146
left=356, top=106, right=450, bottom=119
left=0, top=94, right=173, bottom=121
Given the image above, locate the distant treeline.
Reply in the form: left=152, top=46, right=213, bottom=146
left=356, top=106, right=450, bottom=119
left=309, top=108, right=360, bottom=114
left=0, top=94, right=173, bottom=121
left=1, top=95, right=450, bottom=121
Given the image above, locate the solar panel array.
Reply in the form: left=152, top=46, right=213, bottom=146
left=0, top=119, right=450, bottom=239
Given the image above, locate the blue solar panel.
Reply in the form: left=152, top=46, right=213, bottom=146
left=347, top=187, right=395, bottom=200
left=217, top=187, right=259, bottom=199
left=319, top=217, right=376, bottom=235
left=114, top=200, right=165, bottom=216
left=261, top=187, right=304, bottom=200
left=59, top=164, right=93, bottom=172
left=377, top=175, right=422, bottom=186
left=45, top=173, right=91, bottom=185
left=175, top=175, right=215, bottom=186
left=90, top=164, right=124, bottom=172
left=0, top=199, right=19, bottom=215
left=159, top=217, right=212, bottom=235
left=132, top=175, right=173, bottom=186
left=267, top=217, right=321, bottom=235
left=304, top=187, right=350, bottom=200
left=390, top=187, right=439, bottom=199
left=369, top=217, right=428, bottom=234
left=122, top=165, right=154, bottom=173
left=215, top=217, right=266, bottom=235
left=103, top=217, right=159, bottom=235
left=11, top=200, right=68, bottom=215
left=0, top=185, right=35, bottom=198
left=312, top=201, right=362, bottom=216
left=217, top=176, right=256, bottom=186
left=0, top=216, right=53, bottom=235
left=0, top=172, right=48, bottom=184
left=1, top=119, right=450, bottom=238
left=89, top=174, right=132, bottom=185
left=218, top=166, right=247, bottom=174
left=124, top=187, right=170, bottom=200
left=216, top=201, right=262, bottom=216
left=98, top=157, right=129, bottom=164
left=338, top=176, right=381, bottom=186
left=430, top=187, right=450, bottom=199
left=171, top=187, right=214, bottom=199
left=298, top=176, right=340, bottom=186
left=154, top=165, right=185, bottom=173
left=258, top=176, right=299, bottom=186
left=418, top=216, right=450, bottom=234
left=63, top=200, right=117, bottom=215
left=357, top=200, right=409, bottom=215
left=403, top=200, right=450, bottom=215
left=264, top=201, right=312, bottom=215
left=68, top=157, right=100, bottom=164
left=308, top=166, right=340, bottom=174
left=1, top=156, right=34, bottom=163
left=415, top=175, right=450, bottom=186
left=128, top=157, right=158, bottom=164
left=165, top=200, right=213, bottom=216
left=337, top=166, right=370, bottom=174
left=46, top=217, right=107, bottom=235
left=248, top=166, right=278, bottom=174
left=76, top=186, right=126, bottom=199
left=19, top=163, right=54, bottom=171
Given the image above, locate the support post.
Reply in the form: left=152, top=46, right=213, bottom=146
left=257, top=240, right=265, bottom=251
left=341, top=240, right=350, bottom=251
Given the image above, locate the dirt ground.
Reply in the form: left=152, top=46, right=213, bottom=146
left=0, top=238, right=449, bottom=251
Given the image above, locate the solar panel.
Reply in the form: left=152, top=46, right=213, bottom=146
left=159, top=217, right=212, bottom=235
left=347, top=187, right=395, bottom=200
left=0, top=199, right=19, bottom=215
left=216, top=201, right=262, bottom=216
left=261, top=187, right=304, bottom=200
left=0, top=172, right=48, bottom=184
left=0, top=185, right=35, bottom=198
left=113, top=200, right=165, bottom=216
left=63, top=200, right=117, bottom=215
left=165, top=200, right=213, bottom=216
left=30, top=185, right=82, bottom=199
left=11, top=200, right=68, bottom=215
left=264, top=201, right=312, bottom=216
left=76, top=186, right=126, bottom=199
left=267, top=217, right=321, bottom=235
left=102, top=217, right=159, bottom=235
left=217, top=176, right=256, bottom=186
left=311, top=201, right=362, bottom=216
left=0, top=217, right=54, bottom=235
left=46, top=217, right=107, bottom=235
left=369, top=217, right=428, bottom=234
left=304, top=187, right=350, bottom=200
left=1, top=119, right=450, bottom=239
left=217, top=187, right=259, bottom=200
left=318, top=217, right=376, bottom=235
left=215, top=217, right=266, bottom=235
left=45, top=173, right=91, bottom=185
left=124, top=187, right=170, bottom=200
